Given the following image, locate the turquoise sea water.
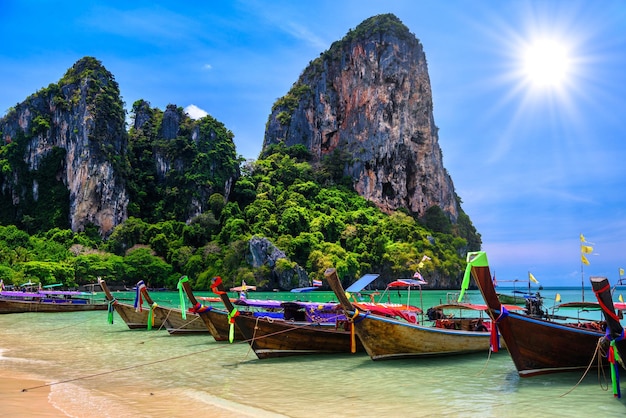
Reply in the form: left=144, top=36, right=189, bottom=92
left=1, top=288, right=625, bottom=417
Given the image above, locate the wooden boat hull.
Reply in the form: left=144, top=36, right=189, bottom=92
left=177, top=278, right=244, bottom=341
left=345, top=313, right=494, bottom=360
left=492, top=311, right=608, bottom=376
left=110, top=302, right=164, bottom=330
left=324, top=269, right=494, bottom=360
left=152, top=306, right=211, bottom=335
left=198, top=308, right=245, bottom=341
left=229, top=313, right=363, bottom=359
left=0, top=298, right=108, bottom=314
left=210, top=277, right=363, bottom=358
left=99, top=279, right=163, bottom=330
left=468, top=251, right=626, bottom=377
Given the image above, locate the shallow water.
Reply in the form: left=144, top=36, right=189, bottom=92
left=1, top=289, right=624, bottom=417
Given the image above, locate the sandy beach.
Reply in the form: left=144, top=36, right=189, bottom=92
left=0, top=370, right=285, bottom=418
left=0, top=372, right=63, bottom=417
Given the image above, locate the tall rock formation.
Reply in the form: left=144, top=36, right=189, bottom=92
left=0, top=57, right=128, bottom=236
left=127, top=100, right=240, bottom=224
left=263, top=14, right=458, bottom=221
left=0, top=57, right=241, bottom=238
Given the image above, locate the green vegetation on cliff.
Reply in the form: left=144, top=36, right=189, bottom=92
left=126, top=100, right=241, bottom=223
left=0, top=144, right=480, bottom=291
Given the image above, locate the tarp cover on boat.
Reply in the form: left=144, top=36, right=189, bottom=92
left=346, top=274, right=380, bottom=292
left=387, top=279, right=427, bottom=288
left=353, top=302, right=422, bottom=323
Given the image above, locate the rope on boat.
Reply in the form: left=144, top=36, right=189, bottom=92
left=21, top=313, right=345, bottom=392
left=558, top=337, right=607, bottom=397
left=35, top=315, right=104, bottom=333
left=244, top=316, right=262, bottom=359
left=474, top=347, right=494, bottom=377
left=19, top=337, right=249, bottom=392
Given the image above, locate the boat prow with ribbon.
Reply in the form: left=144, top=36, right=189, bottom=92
left=467, top=251, right=626, bottom=377
left=590, top=276, right=626, bottom=397
left=324, top=268, right=499, bottom=360
left=100, top=278, right=163, bottom=330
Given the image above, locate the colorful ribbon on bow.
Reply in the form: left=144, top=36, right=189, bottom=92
left=607, top=329, right=624, bottom=398
left=348, top=308, right=360, bottom=353
left=592, top=282, right=624, bottom=398
left=227, top=307, right=239, bottom=343
left=107, top=299, right=116, bottom=324
left=177, top=276, right=188, bottom=319
left=211, top=276, right=226, bottom=295
left=459, top=252, right=489, bottom=302
left=134, top=280, right=146, bottom=312
left=190, top=302, right=212, bottom=313
left=490, top=306, right=508, bottom=353
left=147, top=302, right=157, bottom=330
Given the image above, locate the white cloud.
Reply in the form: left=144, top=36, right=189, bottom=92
left=203, top=64, right=212, bottom=70
left=185, top=104, right=208, bottom=120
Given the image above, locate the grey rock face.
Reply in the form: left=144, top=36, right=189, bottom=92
left=263, top=14, right=459, bottom=221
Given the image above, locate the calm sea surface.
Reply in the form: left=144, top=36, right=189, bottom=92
left=1, top=288, right=625, bottom=417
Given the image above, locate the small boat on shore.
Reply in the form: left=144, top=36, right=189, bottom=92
left=467, top=250, right=626, bottom=377
left=324, top=268, right=500, bottom=360
left=211, top=276, right=364, bottom=359
left=0, top=288, right=108, bottom=314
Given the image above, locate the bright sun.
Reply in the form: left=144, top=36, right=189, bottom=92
left=522, top=39, right=571, bottom=88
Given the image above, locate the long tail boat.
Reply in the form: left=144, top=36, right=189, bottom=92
left=178, top=276, right=244, bottom=341
left=143, top=285, right=209, bottom=335
left=99, top=278, right=163, bottom=330
left=467, top=251, right=626, bottom=377
left=0, top=289, right=108, bottom=314
left=210, top=276, right=364, bottom=359
left=324, top=268, right=497, bottom=360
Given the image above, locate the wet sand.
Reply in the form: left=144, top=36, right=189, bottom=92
left=0, top=370, right=286, bottom=418
left=0, top=372, right=63, bottom=417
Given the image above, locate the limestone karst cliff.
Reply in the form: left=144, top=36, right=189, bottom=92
left=0, top=57, right=240, bottom=238
left=127, top=100, right=240, bottom=225
left=263, top=14, right=459, bottom=222
left=0, top=57, right=128, bottom=236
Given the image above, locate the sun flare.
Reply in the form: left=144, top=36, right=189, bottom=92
left=522, top=39, right=571, bottom=88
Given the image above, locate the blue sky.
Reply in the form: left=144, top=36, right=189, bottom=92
left=3, top=0, right=626, bottom=287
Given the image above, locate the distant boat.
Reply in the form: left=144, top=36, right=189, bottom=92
left=468, top=251, right=626, bottom=377
left=496, top=292, right=530, bottom=305
left=0, top=288, right=108, bottom=314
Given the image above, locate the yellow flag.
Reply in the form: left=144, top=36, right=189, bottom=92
left=556, top=293, right=561, bottom=302
left=620, top=294, right=624, bottom=303
left=620, top=268, right=624, bottom=276
left=529, top=272, right=539, bottom=284
left=581, top=245, right=593, bottom=254
left=581, top=255, right=590, bottom=265
left=580, top=233, right=586, bottom=242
